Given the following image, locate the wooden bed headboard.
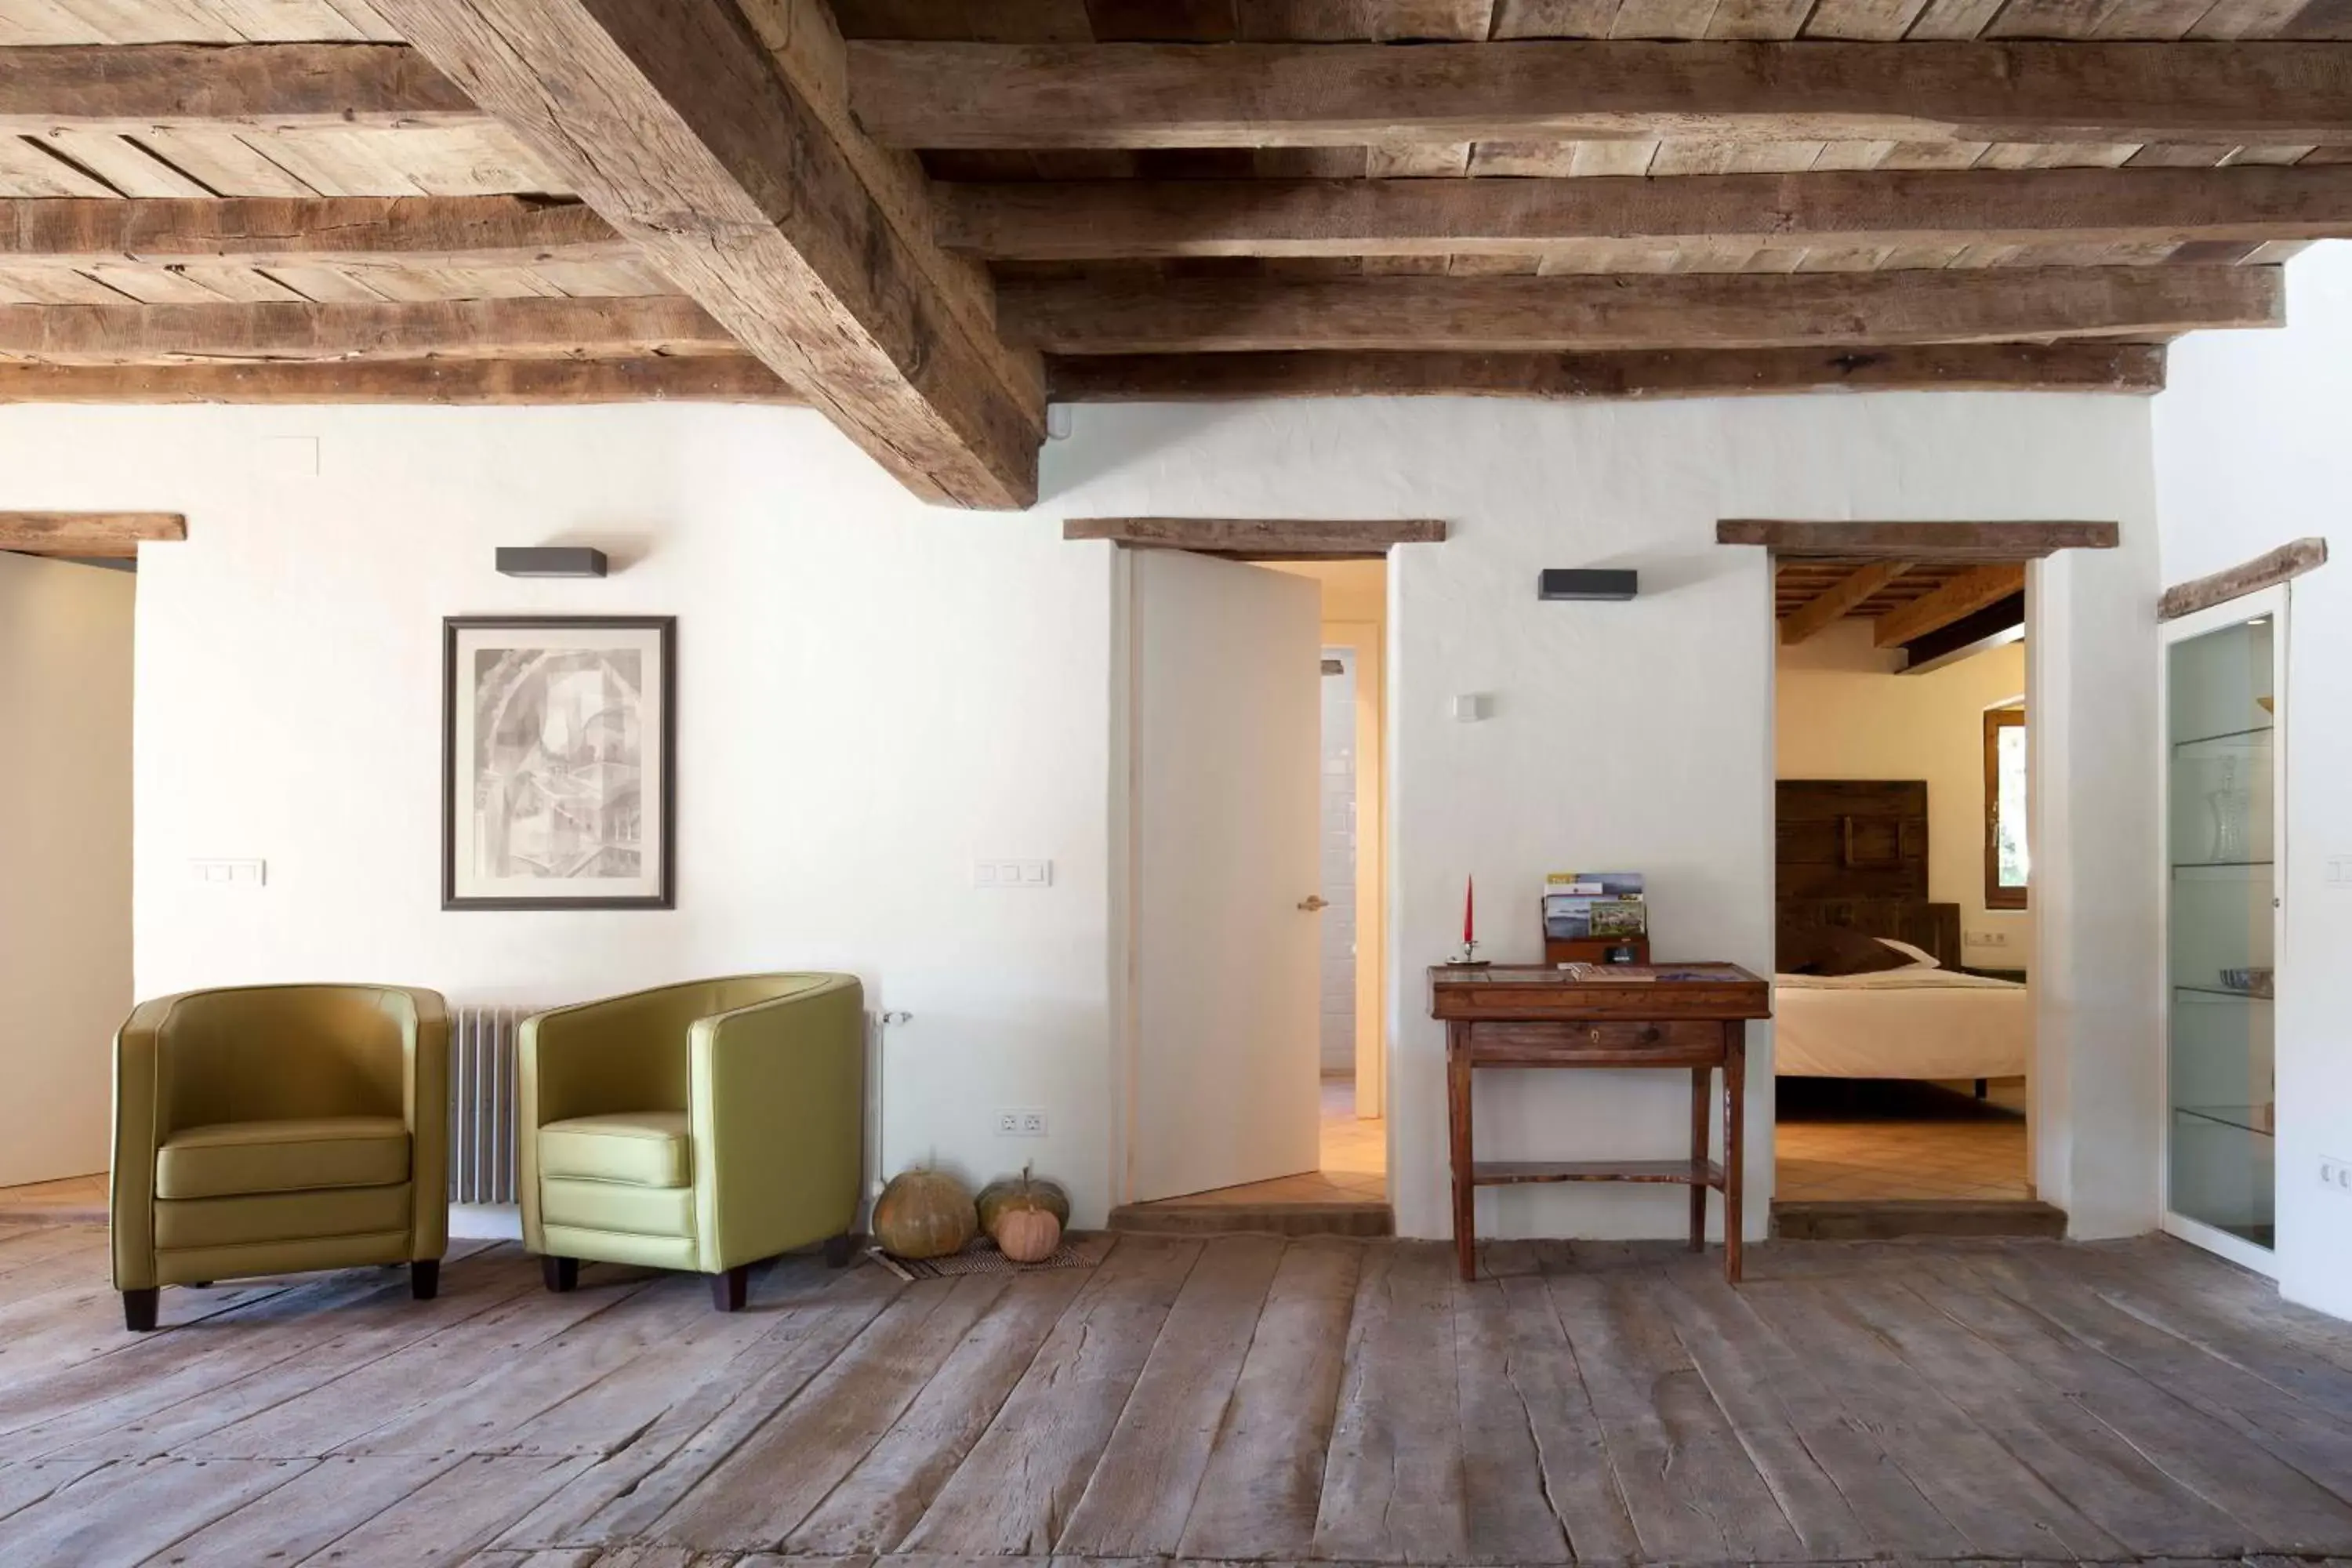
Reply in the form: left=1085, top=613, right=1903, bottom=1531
left=1777, top=779, right=1962, bottom=969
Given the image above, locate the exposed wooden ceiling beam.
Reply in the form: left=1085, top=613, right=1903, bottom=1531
left=0, top=511, right=183, bottom=557
left=1000, top=267, right=2280, bottom=354
left=1780, top=561, right=1911, bottom=647
left=374, top=0, right=1043, bottom=509
left=1065, top=517, right=1446, bottom=560
left=0, top=297, right=737, bottom=364
left=940, top=166, right=2352, bottom=261
left=1719, top=520, right=2120, bottom=558
left=0, top=198, right=630, bottom=270
left=0, top=358, right=797, bottom=405
left=0, top=44, right=478, bottom=132
left=1875, top=564, right=2029, bottom=647
left=2159, top=536, right=2329, bottom=620
left=1047, top=343, right=2168, bottom=401
left=849, top=40, right=2352, bottom=150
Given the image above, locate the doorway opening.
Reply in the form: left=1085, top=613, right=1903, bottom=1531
left=1105, top=541, right=1393, bottom=1234
left=1767, top=555, right=2053, bottom=1238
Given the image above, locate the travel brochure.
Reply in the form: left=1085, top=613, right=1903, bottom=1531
left=1544, top=870, right=1647, bottom=940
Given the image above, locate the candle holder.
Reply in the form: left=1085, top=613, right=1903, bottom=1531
left=1444, top=938, right=1490, bottom=969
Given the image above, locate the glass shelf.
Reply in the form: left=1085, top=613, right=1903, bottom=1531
left=2171, top=860, right=2274, bottom=871
left=2174, top=984, right=2274, bottom=1001
left=2172, top=723, right=2274, bottom=755
left=2176, top=1104, right=2276, bottom=1138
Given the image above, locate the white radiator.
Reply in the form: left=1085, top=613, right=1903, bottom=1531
left=448, top=1005, right=527, bottom=1205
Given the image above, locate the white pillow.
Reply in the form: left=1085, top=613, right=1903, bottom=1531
left=1876, top=938, right=1941, bottom=970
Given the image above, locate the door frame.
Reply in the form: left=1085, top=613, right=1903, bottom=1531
left=2156, top=581, right=2288, bottom=1279
left=1105, top=550, right=1399, bottom=1207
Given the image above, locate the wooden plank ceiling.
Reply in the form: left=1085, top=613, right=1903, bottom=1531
left=1, top=0, right=2350, bottom=506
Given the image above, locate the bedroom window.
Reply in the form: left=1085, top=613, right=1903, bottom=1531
left=1985, top=706, right=2028, bottom=909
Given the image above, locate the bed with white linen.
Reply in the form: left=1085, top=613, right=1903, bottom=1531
left=1773, top=964, right=2029, bottom=1080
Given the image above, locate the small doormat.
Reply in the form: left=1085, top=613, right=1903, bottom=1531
left=867, top=1236, right=1102, bottom=1280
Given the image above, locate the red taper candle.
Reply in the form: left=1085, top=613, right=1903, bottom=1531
left=1463, top=875, right=1475, bottom=946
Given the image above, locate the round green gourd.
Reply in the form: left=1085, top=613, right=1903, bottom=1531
left=976, top=1163, right=1072, bottom=1233
left=873, top=1168, right=978, bottom=1261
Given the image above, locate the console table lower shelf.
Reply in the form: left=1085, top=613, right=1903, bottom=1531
left=1432, top=962, right=1771, bottom=1283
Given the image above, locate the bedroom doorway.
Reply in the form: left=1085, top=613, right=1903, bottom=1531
left=1109, top=541, right=1392, bottom=1231
left=1768, top=554, right=2051, bottom=1236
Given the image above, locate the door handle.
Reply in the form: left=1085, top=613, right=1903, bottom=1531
left=1298, top=895, right=1330, bottom=912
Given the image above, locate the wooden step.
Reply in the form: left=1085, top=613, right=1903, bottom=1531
left=1769, top=1198, right=2067, bottom=1241
left=1107, top=1200, right=1395, bottom=1238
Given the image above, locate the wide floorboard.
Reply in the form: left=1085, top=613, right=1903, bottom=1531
left=3, top=1221, right=2352, bottom=1566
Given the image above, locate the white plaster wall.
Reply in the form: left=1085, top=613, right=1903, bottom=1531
left=0, top=392, right=2160, bottom=1246
left=0, top=405, right=1119, bottom=1223
left=0, top=552, right=132, bottom=1187
left=1051, top=394, right=2160, bottom=1241
left=1777, top=624, right=2032, bottom=969
left=2155, top=240, right=2352, bottom=1319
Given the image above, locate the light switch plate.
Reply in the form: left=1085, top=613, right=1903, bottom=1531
left=190, top=858, right=265, bottom=888
left=975, top=859, right=1052, bottom=888
left=2326, top=856, right=2352, bottom=887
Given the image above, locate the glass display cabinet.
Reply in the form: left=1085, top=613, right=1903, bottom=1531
left=2162, top=586, right=2285, bottom=1273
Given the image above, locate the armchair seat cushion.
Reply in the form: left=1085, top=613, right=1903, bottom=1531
left=538, top=1111, right=690, bottom=1189
left=156, top=1116, right=411, bottom=1200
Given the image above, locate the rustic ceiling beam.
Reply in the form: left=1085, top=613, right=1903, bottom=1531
left=1047, top=343, right=2167, bottom=401
left=0, top=297, right=738, bottom=364
left=0, top=511, right=183, bottom=557
left=0, top=198, right=630, bottom=270
left=2158, top=536, right=2329, bottom=620
left=0, top=358, right=797, bottom=405
left=374, top=0, right=1043, bottom=509
left=940, top=166, right=2352, bottom=261
left=1065, top=516, right=1446, bottom=561
left=0, top=44, right=479, bottom=132
left=1875, top=564, right=2029, bottom=647
left=848, top=40, right=2352, bottom=150
left=1001, top=267, right=2280, bottom=355
left=1719, top=520, right=2120, bottom=558
left=1780, top=561, right=1911, bottom=647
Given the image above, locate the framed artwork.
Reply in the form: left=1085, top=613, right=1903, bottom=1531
left=442, top=615, right=675, bottom=910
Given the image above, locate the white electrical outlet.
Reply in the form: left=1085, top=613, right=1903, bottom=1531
left=996, top=1108, right=1048, bottom=1137
left=1020, top=1110, right=1049, bottom=1137
left=996, top=1110, right=1021, bottom=1135
left=2321, top=1156, right=2352, bottom=1193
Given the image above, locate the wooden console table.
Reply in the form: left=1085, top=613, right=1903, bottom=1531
left=1432, top=962, right=1771, bottom=1283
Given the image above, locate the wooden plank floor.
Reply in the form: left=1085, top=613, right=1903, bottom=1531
left=5, top=1220, right=2352, bottom=1566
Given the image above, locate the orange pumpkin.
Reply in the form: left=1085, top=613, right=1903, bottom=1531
left=993, top=1206, right=1062, bottom=1265
left=873, top=1168, right=977, bottom=1261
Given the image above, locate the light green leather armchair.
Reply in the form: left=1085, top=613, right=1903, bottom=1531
left=111, top=984, right=448, bottom=1331
left=519, top=973, right=864, bottom=1311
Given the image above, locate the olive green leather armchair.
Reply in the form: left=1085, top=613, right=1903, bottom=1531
left=519, top=973, right=864, bottom=1311
left=111, top=984, right=448, bottom=1331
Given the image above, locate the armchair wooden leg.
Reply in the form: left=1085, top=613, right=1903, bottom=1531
left=411, top=1261, right=440, bottom=1301
left=823, top=1232, right=858, bottom=1269
left=711, top=1263, right=751, bottom=1312
left=122, top=1289, right=159, bottom=1332
left=541, top=1256, right=579, bottom=1294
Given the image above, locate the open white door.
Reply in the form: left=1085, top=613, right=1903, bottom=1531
left=1129, top=550, right=1323, bottom=1203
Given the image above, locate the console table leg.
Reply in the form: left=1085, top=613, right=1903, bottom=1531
left=1447, top=1031, right=1476, bottom=1282
left=1688, top=1065, right=1709, bottom=1251
left=1723, top=1029, right=1747, bottom=1284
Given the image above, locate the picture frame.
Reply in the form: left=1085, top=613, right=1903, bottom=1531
left=441, top=615, right=676, bottom=910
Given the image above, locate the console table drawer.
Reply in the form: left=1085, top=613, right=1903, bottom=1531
left=1461, top=1019, right=1724, bottom=1064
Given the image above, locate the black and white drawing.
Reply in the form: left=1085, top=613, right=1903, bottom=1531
left=443, top=616, right=674, bottom=909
